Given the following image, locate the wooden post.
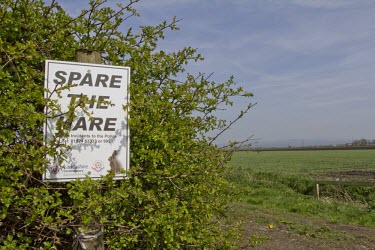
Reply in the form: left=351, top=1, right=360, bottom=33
left=73, top=49, right=104, bottom=250
left=314, top=180, right=375, bottom=200
left=75, top=49, right=102, bottom=64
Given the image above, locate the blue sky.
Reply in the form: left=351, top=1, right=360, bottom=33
left=60, top=0, right=375, bottom=146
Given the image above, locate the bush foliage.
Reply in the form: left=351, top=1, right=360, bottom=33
left=0, top=0, right=252, bottom=249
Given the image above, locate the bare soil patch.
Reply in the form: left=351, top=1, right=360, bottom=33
left=240, top=209, right=375, bottom=249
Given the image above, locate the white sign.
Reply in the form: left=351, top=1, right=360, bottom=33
left=43, top=60, right=130, bottom=182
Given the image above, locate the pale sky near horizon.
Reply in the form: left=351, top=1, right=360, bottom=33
left=60, top=0, right=375, bottom=145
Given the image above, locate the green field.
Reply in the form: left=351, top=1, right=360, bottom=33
left=230, top=149, right=375, bottom=175
left=228, top=150, right=375, bottom=227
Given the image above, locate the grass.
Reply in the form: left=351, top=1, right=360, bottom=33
left=228, top=150, right=375, bottom=227
left=230, top=150, right=375, bottom=175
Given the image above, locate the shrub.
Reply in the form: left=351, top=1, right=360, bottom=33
left=0, top=0, right=252, bottom=249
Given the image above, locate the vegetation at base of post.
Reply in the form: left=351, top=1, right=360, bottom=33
left=0, top=0, right=252, bottom=249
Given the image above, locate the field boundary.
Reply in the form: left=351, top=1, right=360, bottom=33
left=249, top=145, right=375, bottom=152
left=315, top=180, right=375, bottom=199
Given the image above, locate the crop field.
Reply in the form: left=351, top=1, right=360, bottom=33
left=231, top=149, right=375, bottom=176
left=228, top=149, right=375, bottom=249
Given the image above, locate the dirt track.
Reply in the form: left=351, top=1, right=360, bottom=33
left=240, top=210, right=375, bottom=250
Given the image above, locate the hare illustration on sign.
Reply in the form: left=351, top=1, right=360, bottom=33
left=108, top=150, right=122, bottom=173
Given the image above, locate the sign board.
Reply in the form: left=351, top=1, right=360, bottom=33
left=43, top=60, right=130, bottom=182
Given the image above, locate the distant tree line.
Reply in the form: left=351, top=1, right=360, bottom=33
left=351, top=139, right=375, bottom=146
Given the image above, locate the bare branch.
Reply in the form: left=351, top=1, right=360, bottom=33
left=209, top=102, right=257, bottom=145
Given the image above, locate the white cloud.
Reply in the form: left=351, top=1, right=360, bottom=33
left=136, top=0, right=200, bottom=8
left=287, top=0, right=372, bottom=9
left=58, top=0, right=375, bottom=142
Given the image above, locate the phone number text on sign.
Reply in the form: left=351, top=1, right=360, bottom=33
left=69, top=134, right=116, bottom=144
